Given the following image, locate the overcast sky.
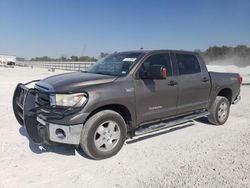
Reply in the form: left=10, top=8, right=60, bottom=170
left=0, top=0, right=250, bottom=59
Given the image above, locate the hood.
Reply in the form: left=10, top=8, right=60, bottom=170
left=35, top=72, right=116, bottom=93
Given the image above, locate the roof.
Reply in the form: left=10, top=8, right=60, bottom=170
left=116, top=49, right=197, bottom=55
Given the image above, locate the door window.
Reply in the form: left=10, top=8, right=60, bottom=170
left=176, top=54, right=201, bottom=75
left=139, top=53, right=172, bottom=78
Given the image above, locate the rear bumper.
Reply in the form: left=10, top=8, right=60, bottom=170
left=37, top=116, right=83, bottom=145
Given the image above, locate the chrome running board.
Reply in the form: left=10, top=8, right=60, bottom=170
left=134, top=111, right=209, bottom=136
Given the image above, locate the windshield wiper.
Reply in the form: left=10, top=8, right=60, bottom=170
left=97, top=72, right=115, bottom=76
left=90, top=72, right=116, bottom=76
left=83, top=71, right=116, bottom=76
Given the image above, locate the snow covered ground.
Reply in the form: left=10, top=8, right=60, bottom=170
left=0, top=66, right=249, bottom=188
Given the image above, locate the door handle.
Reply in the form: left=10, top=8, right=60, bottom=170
left=168, top=80, right=178, bottom=86
left=202, top=77, right=209, bottom=82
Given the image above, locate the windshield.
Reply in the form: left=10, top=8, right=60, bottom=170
left=86, top=52, right=144, bottom=76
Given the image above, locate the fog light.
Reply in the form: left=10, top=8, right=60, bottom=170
left=55, top=129, right=66, bottom=139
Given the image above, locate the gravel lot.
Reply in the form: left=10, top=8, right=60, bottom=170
left=0, top=66, right=249, bottom=188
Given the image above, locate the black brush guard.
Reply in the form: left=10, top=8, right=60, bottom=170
left=13, top=81, right=83, bottom=144
left=12, top=80, right=45, bottom=143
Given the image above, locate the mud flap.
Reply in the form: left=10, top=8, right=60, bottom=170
left=12, top=84, right=44, bottom=144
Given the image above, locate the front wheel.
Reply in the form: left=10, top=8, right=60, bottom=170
left=208, top=96, right=230, bottom=125
left=80, top=110, right=127, bottom=160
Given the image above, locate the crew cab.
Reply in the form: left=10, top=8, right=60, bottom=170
left=13, top=50, right=242, bottom=159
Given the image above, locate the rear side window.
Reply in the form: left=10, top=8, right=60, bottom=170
left=176, top=54, right=201, bottom=75
left=140, top=53, right=172, bottom=77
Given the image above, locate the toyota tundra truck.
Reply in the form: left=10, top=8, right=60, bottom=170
left=13, top=50, right=242, bottom=159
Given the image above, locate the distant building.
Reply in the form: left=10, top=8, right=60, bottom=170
left=0, top=55, right=16, bottom=66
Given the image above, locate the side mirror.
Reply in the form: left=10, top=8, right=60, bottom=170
left=144, top=65, right=167, bottom=79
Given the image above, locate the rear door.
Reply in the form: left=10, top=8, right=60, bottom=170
left=135, top=53, right=178, bottom=124
left=173, top=53, right=210, bottom=114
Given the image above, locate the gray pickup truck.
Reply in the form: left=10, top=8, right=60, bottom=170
left=13, top=50, right=242, bottom=159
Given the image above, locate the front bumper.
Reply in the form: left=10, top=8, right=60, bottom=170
left=12, top=81, right=86, bottom=145
left=37, top=116, right=83, bottom=145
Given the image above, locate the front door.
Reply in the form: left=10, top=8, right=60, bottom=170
left=135, top=53, right=178, bottom=124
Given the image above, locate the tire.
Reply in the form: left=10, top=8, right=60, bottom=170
left=80, top=110, right=127, bottom=160
left=208, top=96, right=230, bottom=125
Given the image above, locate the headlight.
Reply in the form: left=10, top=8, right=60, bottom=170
left=50, top=93, right=87, bottom=107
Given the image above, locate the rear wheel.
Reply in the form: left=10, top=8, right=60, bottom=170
left=208, top=96, right=230, bottom=125
left=80, top=110, right=127, bottom=159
